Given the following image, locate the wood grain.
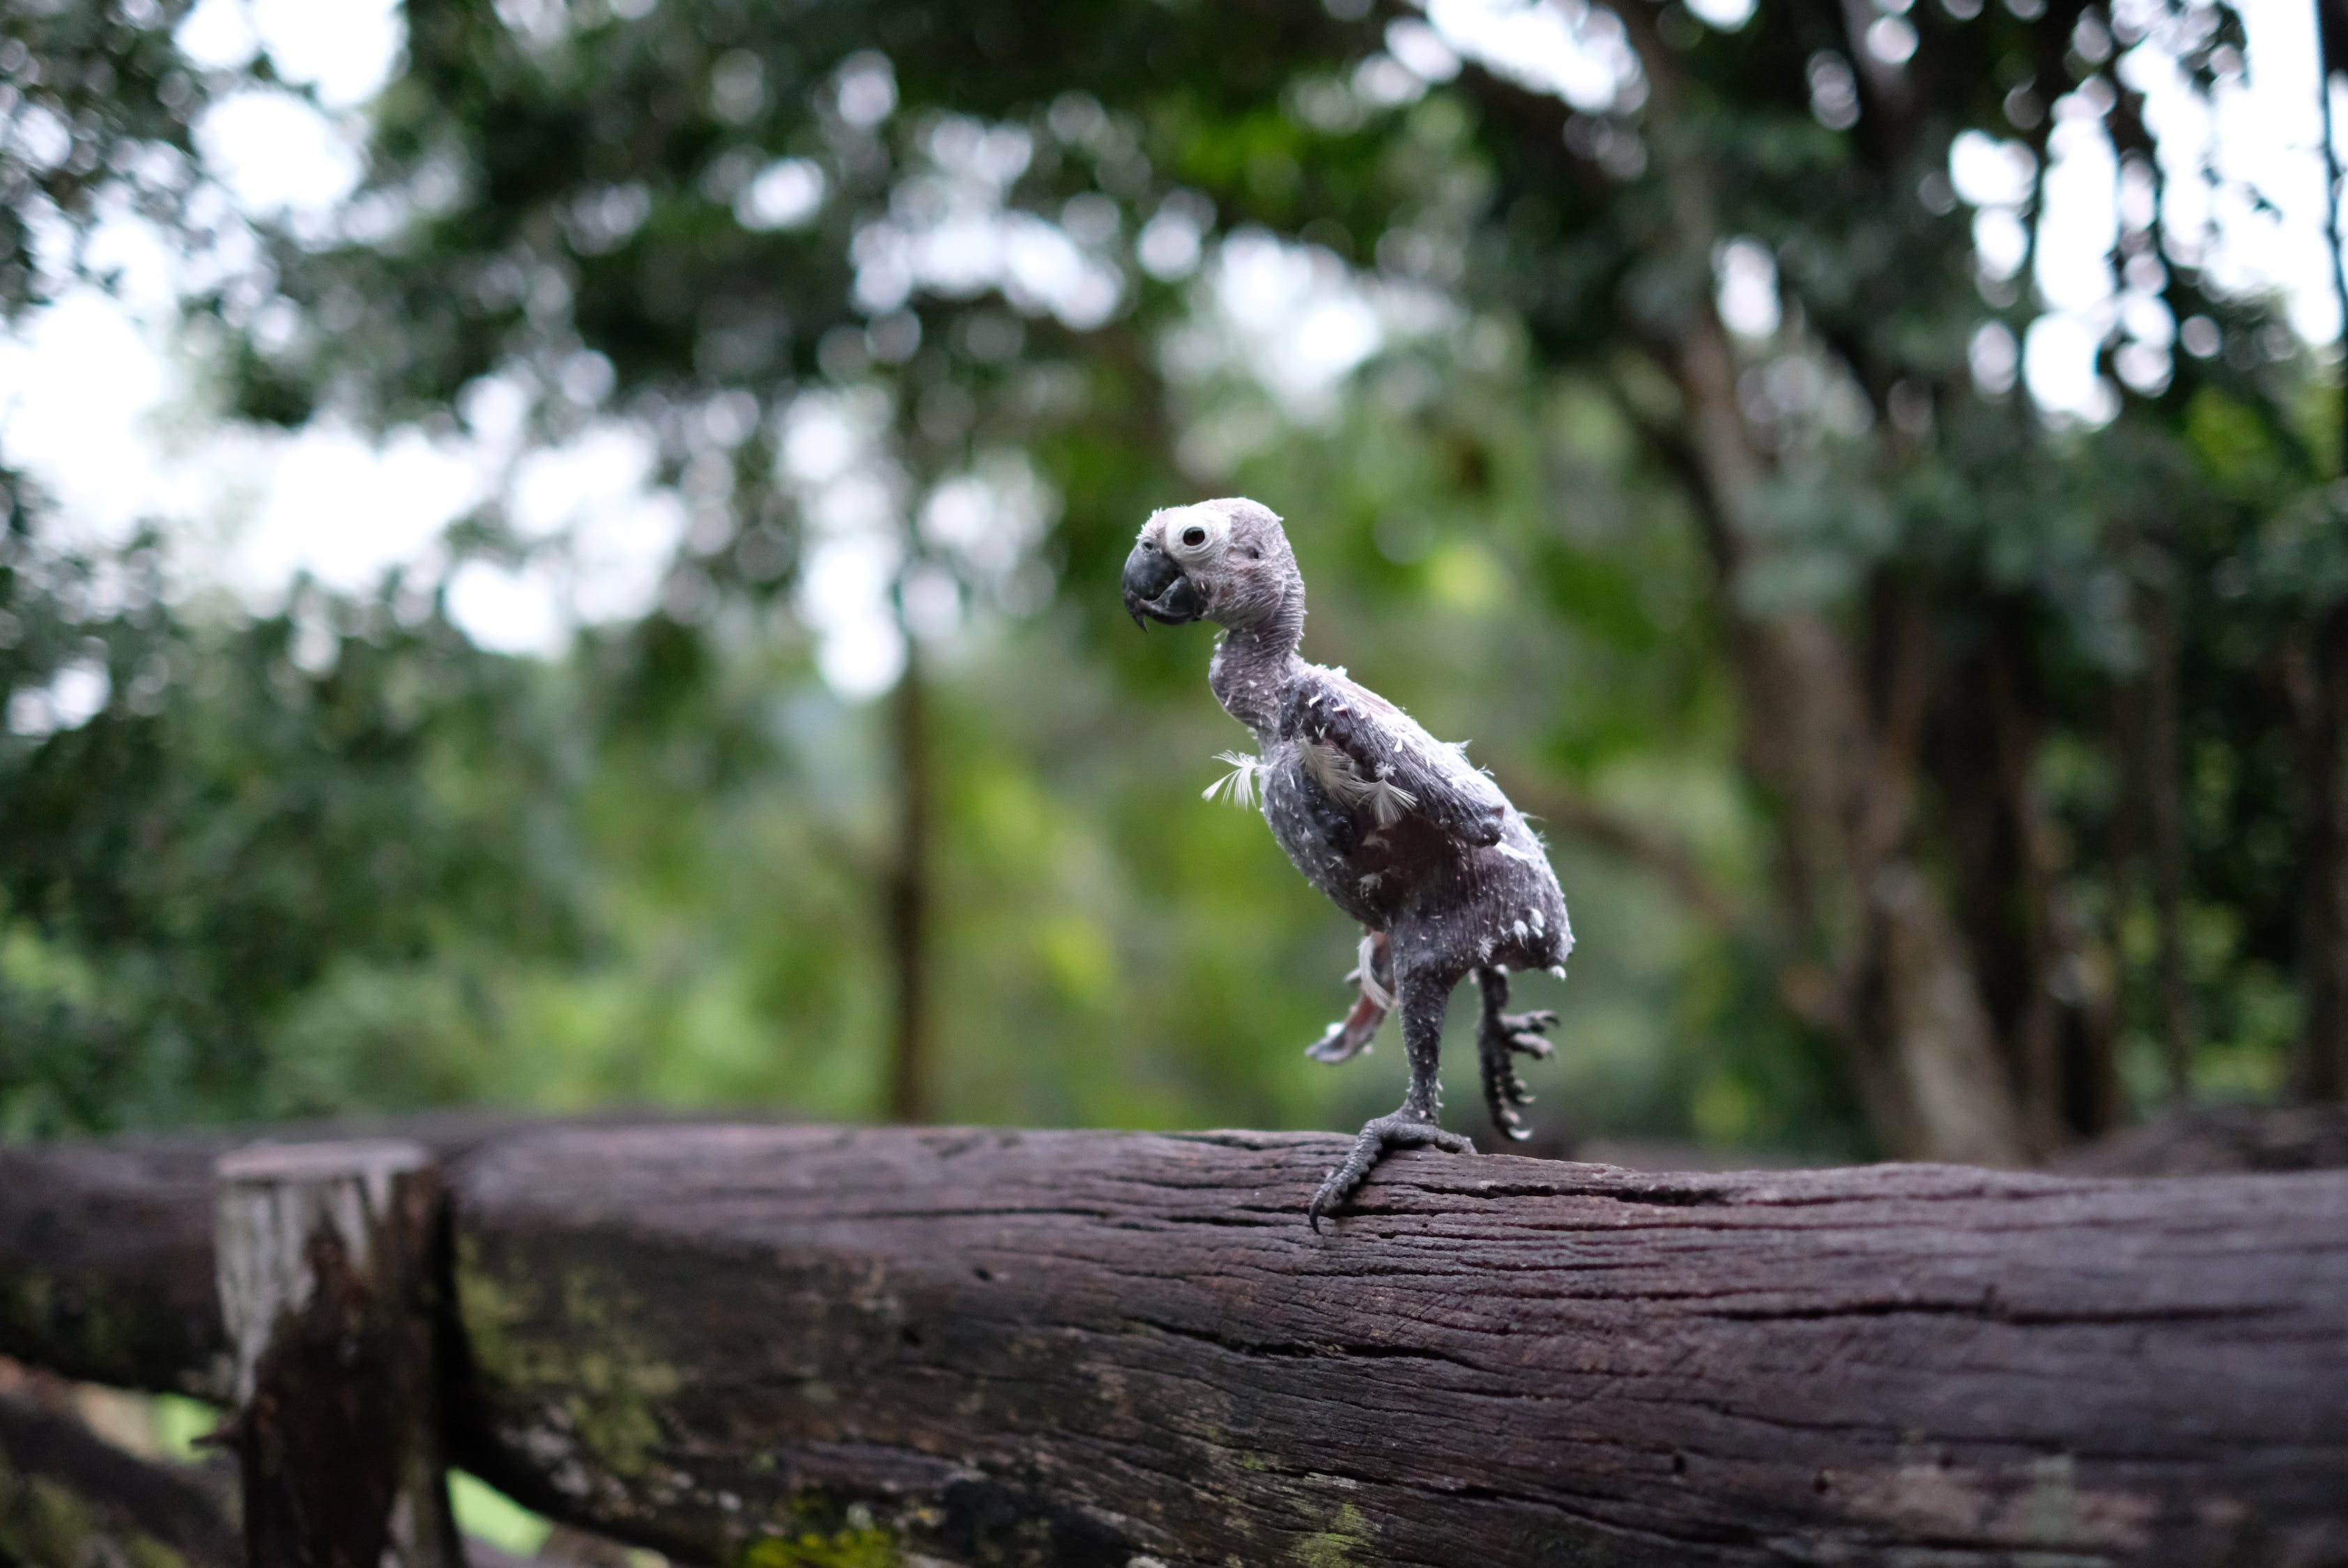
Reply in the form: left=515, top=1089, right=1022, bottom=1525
left=444, top=1125, right=2348, bottom=1568
left=0, top=1110, right=739, bottom=1399
left=0, top=1137, right=228, bottom=1398
left=216, top=1141, right=465, bottom=1568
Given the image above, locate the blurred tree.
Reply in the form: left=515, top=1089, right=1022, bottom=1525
left=0, top=0, right=213, bottom=312
left=0, top=521, right=585, bottom=1131
left=6, top=0, right=2344, bottom=1160
left=0, top=1, right=580, bottom=1132
left=221, top=0, right=1352, bottom=1122
left=2296, top=0, right=2348, bottom=1102
left=1436, top=0, right=2346, bottom=1152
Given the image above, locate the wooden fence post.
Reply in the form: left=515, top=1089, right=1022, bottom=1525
left=6, top=1117, right=2337, bottom=1565
left=213, top=1140, right=465, bottom=1568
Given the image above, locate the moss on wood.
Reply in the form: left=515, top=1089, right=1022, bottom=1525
left=0, top=1459, right=197, bottom=1568
left=457, top=1238, right=682, bottom=1478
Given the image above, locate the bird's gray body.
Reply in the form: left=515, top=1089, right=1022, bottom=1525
left=1244, top=662, right=1570, bottom=973
left=1123, top=495, right=1574, bottom=1226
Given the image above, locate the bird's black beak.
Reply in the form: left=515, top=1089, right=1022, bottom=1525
left=1121, top=540, right=1204, bottom=628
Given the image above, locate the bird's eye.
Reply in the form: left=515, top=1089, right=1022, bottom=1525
left=1164, top=509, right=1228, bottom=558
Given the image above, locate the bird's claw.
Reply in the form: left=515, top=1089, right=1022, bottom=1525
left=1307, top=1114, right=1473, bottom=1230
left=1503, top=1010, right=1558, bottom=1055
left=1305, top=1023, right=1368, bottom=1063
left=1484, top=1089, right=1537, bottom=1140
left=1480, top=1008, right=1558, bottom=1139
left=1307, top=951, right=1391, bottom=1065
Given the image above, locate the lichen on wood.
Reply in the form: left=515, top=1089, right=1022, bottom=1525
left=10, top=1119, right=2348, bottom=1567
left=443, top=1124, right=2348, bottom=1568
left=735, top=1500, right=901, bottom=1568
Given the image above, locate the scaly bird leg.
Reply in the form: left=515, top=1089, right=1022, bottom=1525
left=1310, top=960, right=1470, bottom=1229
left=1474, top=966, right=1556, bottom=1142
left=1306, top=930, right=1392, bottom=1063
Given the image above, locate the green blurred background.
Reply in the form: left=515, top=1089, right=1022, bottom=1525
left=4, top=0, right=2347, bottom=1169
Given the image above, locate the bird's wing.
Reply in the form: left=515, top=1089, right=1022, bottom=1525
left=1283, top=667, right=1508, bottom=847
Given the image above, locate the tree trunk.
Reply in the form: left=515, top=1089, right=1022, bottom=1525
left=1848, top=859, right=2034, bottom=1165
left=214, top=1140, right=465, bottom=1568
left=1933, top=601, right=2121, bottom=1148
left=1697, top=468, right=2028, bottom=1165
left=1611, top=6, right=2029, bottom=1166
left=2140, top=583, right=2198, bottom=1101
left=2287, top=610, right=2348, bottom=1102
left=884, top=645, right=936, bottom=1123
left=2303, top=11, right=2348, bottom=1104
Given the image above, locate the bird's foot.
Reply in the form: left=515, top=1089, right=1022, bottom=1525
left=1479, top=1009, right=1558, bottom=1141
left=1306, top=937, right=1392, bottom=1063
left=1308, top=1114, right=1473, bottom=1230
left=1305, top=1022, right=1362, bottom=1063
left=1500, top=1009, right=1557, bottom=1057
left=1305, top=989, right=1386, bottom=1063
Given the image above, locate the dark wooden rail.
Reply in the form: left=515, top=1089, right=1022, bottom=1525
left=6, top=1121, right=2348, bottom=1567
left=0, top=1389, right=240, bottom=1568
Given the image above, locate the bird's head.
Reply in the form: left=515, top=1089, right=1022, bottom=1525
left=1121, top=497, right=1297, bottom=633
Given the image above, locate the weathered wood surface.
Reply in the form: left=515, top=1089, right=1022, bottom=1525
left=0, top=1137, right=230, bottom=1397
left=0, top=1111, right=747, bottom=1398
left=448, top=1125, right=2348, bottom=1568
left=8, top=1119, right=2348, bottom=1566
left=215, top=1142, right=464, bottom=1568
left=0, top=1390, right=241, bottom=1568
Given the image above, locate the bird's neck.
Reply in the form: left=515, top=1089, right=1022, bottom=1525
left=1209, top=585, right=1304, bottom=740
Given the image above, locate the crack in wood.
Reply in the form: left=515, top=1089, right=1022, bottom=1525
left=10, top=1124, right=2348, bottom=1568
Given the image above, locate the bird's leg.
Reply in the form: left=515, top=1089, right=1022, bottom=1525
left=1474, top=966, right=1556, bottom=1142
left=1310, top=962, right=1471, bottom=1229
left=1305, top=930, right=1392, bottom=1063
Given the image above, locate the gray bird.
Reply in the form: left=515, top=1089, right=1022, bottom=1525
left=1121, top=496, right=1572, bottom=1227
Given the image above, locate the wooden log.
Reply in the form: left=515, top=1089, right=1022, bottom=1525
left=10, top=1119, right=2348, bottom=1565
left=445, top=1126, right=2348, bottom=1568
left=0, top=1112, right=757, bottom=1397
left=2051, top=1102, right=2348, bottom=1176
left=0, top=1138, right=229, bottom=1398
left=215, top=1141, right=466, bottom=1568
left=0, top=1390, right=241, bottom=1568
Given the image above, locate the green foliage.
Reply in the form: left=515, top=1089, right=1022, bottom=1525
left=0, top=518, right=581, bottom=1131
left=0, top=0, right=214, bottom=321
left=2, top=0, right=2339, bottom=1156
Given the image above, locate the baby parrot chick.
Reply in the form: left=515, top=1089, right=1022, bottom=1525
left=1122, top=498, right=1572, bottom=1227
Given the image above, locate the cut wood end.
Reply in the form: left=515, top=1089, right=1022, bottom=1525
left=214, top=1139, right=435, bottom=1185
